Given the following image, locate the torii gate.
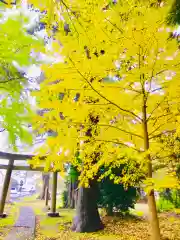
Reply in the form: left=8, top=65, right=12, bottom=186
left=0, top=151, right=59, bottom=218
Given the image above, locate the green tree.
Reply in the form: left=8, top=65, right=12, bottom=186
left=0, top=14, right=43, bottom=148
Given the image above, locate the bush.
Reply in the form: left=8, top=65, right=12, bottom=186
left=98, top=177, right=138, bottom=215
left=171, top=189, right=180, bottom=208
left=157, top=197, right=175, bottom=212
left=157, top=188, right=180, bottom=212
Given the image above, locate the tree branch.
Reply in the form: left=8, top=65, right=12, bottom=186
left=93, top=139, right=141, bottom=152
left=0, top=77, right=22, bottom=84
left=149, top=130, right=175, bottom=140
left=148, top=112, right=172, bottom=123
left=147, top=97, right=167, bottom=122
left=68, top=57, right=142, bottom=121
left=0, top=0, right=16, bottom=5
left=149, top=116, right=174, bottom=137
left=150, top=87, right=165, bottom=94
left=73, top=122, right=143, bottom=139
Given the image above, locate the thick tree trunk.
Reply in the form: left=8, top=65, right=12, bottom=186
left=71, top=181, right=104, bottom=233
left=37, top=173, right=51, bottom=200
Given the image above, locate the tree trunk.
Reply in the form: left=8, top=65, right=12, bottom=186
left=142, top=100, right=161, bottom=240
left=106, top=204, right=113, bottom=216
left=68, top=179, right=78, bottom=208
left=37, top=173, right=51, bottom=200
left=148, top=190, right=161, bottom=240
left=71, top=181, right=78, bottom=208
left=68, top=180, right=74, bottom=208
left=71, top=181, right=104, bottom=232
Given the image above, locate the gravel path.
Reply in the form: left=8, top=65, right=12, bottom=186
left=5, top=206, right=35, bottom=240
left=135, top=203, right=149, bottom=216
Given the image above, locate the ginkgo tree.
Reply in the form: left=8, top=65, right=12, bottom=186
left=28, top=0, right=180, bottom=239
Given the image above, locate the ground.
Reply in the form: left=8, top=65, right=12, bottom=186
left=34, top=209, right=180, bottom=240
left=16, top=196, right=180, bottom=240
left=0, top=203, right=19, bottom=239
left=1, top=196, right=180, bottom=240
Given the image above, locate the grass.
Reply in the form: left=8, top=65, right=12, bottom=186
left=19, top=194, right=39, bottom=202
left=157, top=198, right=175, bottom=212
left=20, top=199, right=179, bottom=240
left=0, top=203, right=19, bottom=240
left=0, top=196, right=179, bottom=239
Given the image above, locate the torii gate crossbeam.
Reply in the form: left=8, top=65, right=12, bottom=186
left=0, top=151, right=59, bottom=218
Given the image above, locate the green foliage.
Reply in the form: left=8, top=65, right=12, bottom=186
left=171, top=189, right=180, bottom=208
left=157, top=196, right=175, bottom=212
left=157, top=188, right=180, bottom=212
left=166, top=0, right=180, bottom=25
left=68, top=165, right=79, bottom=183
left=98, top=180, right=138, bottom=214
left=98, top=167, right=138, bottom=215
left=0, top=13, right=44, bottom=149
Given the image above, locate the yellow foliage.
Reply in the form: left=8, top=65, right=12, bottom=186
left=26, top=0, right=180, bottom=190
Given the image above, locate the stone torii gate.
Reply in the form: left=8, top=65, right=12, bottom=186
left=0, top=151, right=59, bottom=218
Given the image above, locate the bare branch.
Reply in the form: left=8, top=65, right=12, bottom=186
left=93, top=139, right=141, bottom=152
left=0, top=0, right=16, bottom=5
left=105, top=18, right=123, bottom=34
left=149, top=116, right=174, bottom=137
left=147, top=97, right=167, bottom=122
left=150, top=87, right=165, bottom=94
left=149, top=130, right=175, bottom=140
left=148, top=112, right=172, bottom=123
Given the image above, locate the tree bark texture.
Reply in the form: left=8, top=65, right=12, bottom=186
left=37, top=173, right=51, bottom=200
left=68, top=179, right=78, bottom=209
left=142, top=99, right=161, bottom=240
left=71, top=181, right=104, bottom=233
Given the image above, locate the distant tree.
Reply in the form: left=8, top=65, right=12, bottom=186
left=37, top=173, right=50, bottom=200
left=67, top=165, right=79, bottom=208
